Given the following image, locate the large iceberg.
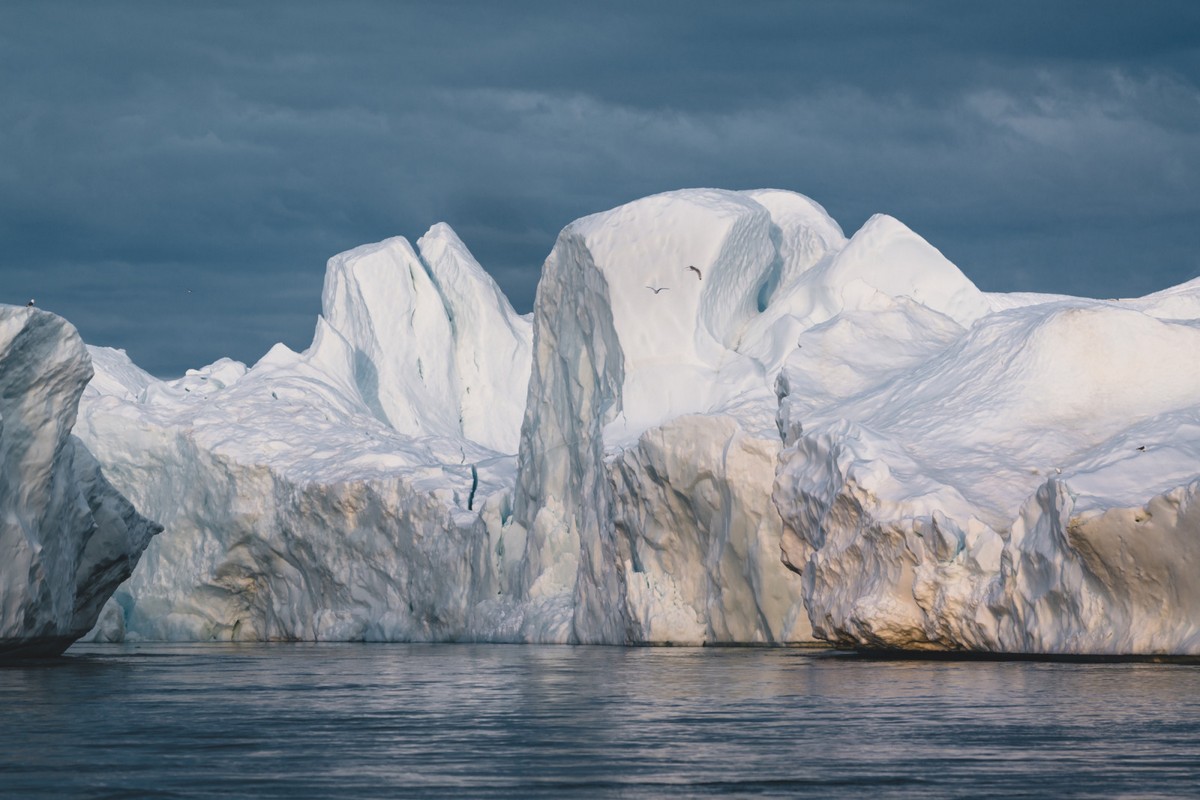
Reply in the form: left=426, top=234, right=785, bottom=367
left=0, top=307, right=159, bottom=657
left=75, top=187, right=1200, bottom=654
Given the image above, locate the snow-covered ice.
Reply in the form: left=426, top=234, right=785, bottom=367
left=78, top=225, right=532, bottom=642
left=71, top=187, right=1200, bottom=654
left=0, top=307, right=159, bottom=657
left=773, top=295, right=1200, bottom=654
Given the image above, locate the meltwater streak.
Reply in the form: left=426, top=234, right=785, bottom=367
left=2, top=644, right=1199, bottom=798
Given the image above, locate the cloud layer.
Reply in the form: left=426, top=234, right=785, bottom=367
left=2, top=2, right=1198, bottom=374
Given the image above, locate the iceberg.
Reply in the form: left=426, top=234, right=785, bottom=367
left=72, top=187, right=1200, bottom=654
left=0, top=307, right=159, bottom=657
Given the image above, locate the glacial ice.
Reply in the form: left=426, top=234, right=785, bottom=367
left=72, top=187, right=1200, bottom=654
left=0, top=307, right=159, bottom=657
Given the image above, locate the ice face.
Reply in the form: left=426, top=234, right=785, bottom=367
left=0, top=307, right=159, bottom=657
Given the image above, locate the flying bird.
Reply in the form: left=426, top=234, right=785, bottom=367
left=646, top=285, right=669, bottom=294
left=687, top=265, right=702, bottom=280
left=1137, top=445, right=1146, bottom=452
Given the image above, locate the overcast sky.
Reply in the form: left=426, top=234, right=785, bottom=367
left=3, top=2, right=1198, bottom=375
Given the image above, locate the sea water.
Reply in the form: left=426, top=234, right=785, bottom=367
left=2, top=643, right=1198, bottom=798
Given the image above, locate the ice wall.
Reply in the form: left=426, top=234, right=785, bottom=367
left=610, top=415, right=812, bottom=643
left=0, top=307, right=159, bottom=657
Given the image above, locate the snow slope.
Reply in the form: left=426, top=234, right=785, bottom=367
left=0, top=307, right=159, bottom=657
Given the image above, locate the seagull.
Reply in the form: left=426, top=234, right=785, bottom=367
left=687, top=265, right=702, bottom=280
left=646, top=285, right=669, bottom=294
left=26, top=298, right=34, bottom=307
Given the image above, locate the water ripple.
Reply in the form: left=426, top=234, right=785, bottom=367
left=0, top=644, right=1197, bottom=798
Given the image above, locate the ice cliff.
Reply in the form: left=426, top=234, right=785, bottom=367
left=0, top=307, right=159, bottom=657
left=507, top=189, right=847, bottom=643
left=74, top=188, right=1200, bottom=654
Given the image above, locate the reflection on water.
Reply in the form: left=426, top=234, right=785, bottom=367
left=2, top=644, right=1199, bottom=797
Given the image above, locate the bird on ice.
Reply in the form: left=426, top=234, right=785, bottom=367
left=686, top=266, right=702, bottom=280
left=646, top=285, right=669, bottom=294
left=26, top=299, right=34, bottom=307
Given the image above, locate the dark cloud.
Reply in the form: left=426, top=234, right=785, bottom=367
left=1, top=1, right=1198, bottom=375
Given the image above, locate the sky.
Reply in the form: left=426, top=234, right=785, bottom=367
left=2, top=1, right=1198, bottom=376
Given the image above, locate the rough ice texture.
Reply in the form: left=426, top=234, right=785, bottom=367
left=0, top=307, right=159, bottom=657
left=76, top=188, right=1200, bottom=654
left=773, top=296, right=1200, bottom=655
left=609, top=415, right=811, bottom=644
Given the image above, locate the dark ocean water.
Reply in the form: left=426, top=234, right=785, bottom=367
left=1, top=643, right=1198, bottom=798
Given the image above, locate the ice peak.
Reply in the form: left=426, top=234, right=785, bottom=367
left=824, top=214, right=990, bottom=326
left=310, top=224, right=531, bottom=452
